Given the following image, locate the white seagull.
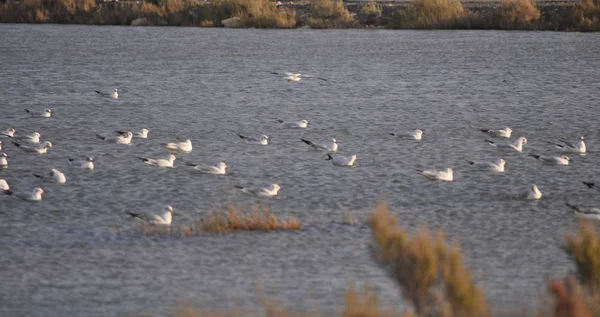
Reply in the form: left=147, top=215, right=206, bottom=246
left=548, top=136, right=586, bottom=154
left=127, top=205, right=174, bottom=225
left=33, top=168, right=66, bottom=184
left=25, top=108, right=52, bottom=118
left=117, top=128, right=149, bottom=139
left=467, top=158, right=506, bottom=172
left=0, top=179, right=9, bottom=191
left=271, top=72, right=327, bottom=82
left=301, top=138, right=338, bottom=152
left=97, top=131, right=133, bottom=145
left=0, top=153, right=7, bottom=168
left=515, top=184, right=542, bottom=200
left=3, top=187, right=45, bottom=201
left=417, top=168, right=454, bottom=181
left=480, top=127, right=512, bottom=138
left=327, top=154, right=356, bottom=167
left=1, top=128, right=16, bottom=137
left=0, top=141, right=2, bottom=152
left=390, top=129, right=424, bottom=140
left=234, top=184, right=281, bottom=197
left=138, top=154, right=176, bottom=168
left=237, top=134, right=269, bottom=145
left=12, top=140, right=52, bottom=154
left=164, top=139, right=192, bottom=152
left=12, top=132, right=41, bottom=144
left=95, top=88, right=118, bottom=99
left=186, top=162, right=227, bottom=175
left=565, top=203, right=600, bottom=220
left=68, top=156, right=94, bottom=170
left=486, top=136, right=527, bottom=152
left=529, top=153, right=571, bottom=165
left=276, top=119, right=309, bottom=128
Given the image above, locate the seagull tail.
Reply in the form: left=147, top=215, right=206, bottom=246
left=565, top=203, right=580, bottom=212
left=485, top=139, right=495, bottom=146
left=326, top=154, right=333, bottom=160
left=2, top=189, right=12, bottom=195
left=467, top=161, right=475, bottom=165
left=547, top=140, right=563, bottom=148
left=233, top=185, right=244, bottom=190
left=388, top=133, right=395, bottom=136
left=32, top=173, right=43, bottom=179
left=276, top=120, right=284, bottom=123
left=583, top=181, right=596, bottom=189
left=24, top=109, right=31, bottom=114
left=529, top=153, right=541, bottom=160
left=11, top=140, right=21, bottom=148
left=185, top=162, right=197, bottom=167
left=126, top=211, right=141, bottom=219
left=94, top=90, right=103, bottom=95
left=236, top=134, right=246, bottom=139
left=96, top=134, right=106, bottom=140
left=416, top=169, right=424, bottom=174
left=137, top=157, right=149, bottom=163
left=300, top=139, right=312, bottom=146
left=480, top=129, right=490, bottom=133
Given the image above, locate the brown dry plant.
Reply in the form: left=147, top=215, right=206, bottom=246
left=499, top=0, right=540, bottom=29
left=562, top=221, right=600, bottom=291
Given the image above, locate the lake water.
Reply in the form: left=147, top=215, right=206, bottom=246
left=0, top=24, right=599, bottom=317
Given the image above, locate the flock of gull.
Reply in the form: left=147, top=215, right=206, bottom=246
left=1, top=75, right=599, bottom=223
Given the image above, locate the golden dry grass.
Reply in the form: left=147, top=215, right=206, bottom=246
left=563, top=221, right=600, bottom=291
left=391, top=0, right=466, bottom=28
left=308, top=0, right=354, bottom=28
left=499, top=0, right=540, bottom=29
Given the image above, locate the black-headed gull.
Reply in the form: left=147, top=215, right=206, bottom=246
left=117, top=128, right=149, bottom=139
left=0, top=153, right=7, bottom=168
left=327, top=154, right=356, bottom=167
left=25, top=108, right=52, bottom=118
left=95, top=88, right=118, bottom=99
left=68, top=156, right=94, bottom=170
left=271, top=72, right=327, bottom=82
left=389, top=129, right=423, bottom=140
left=186, top=162, right=227, bottom=174
left=97, top=131, right=132, bottom=145
left=582, top=181, right=600, bottom=193
left=3, top=187, right=45, bottom=201
left=480, top=127, right=512, bottom=138
left=33, top=168, right=66, bottom=184
left=164, top=139, right=192, bottom=152
left=0, top=179, right=8, bottom=191
left=417, top=168, right=454, bottom=181
left=529, top=153, right=571, bottom=165
left=12, top=132, right=41, bottom=144
left=467, top=158, right=506, bottom=172
left=127, top=205, right=174, bottom=225
left=301, top=138, right=337, bottom=152
left=565, top=203, right=600, bottom=220
left=1, top=128, right=16, bottom=137
left=138, top=154, right=176, bottom=168
left=234, top=184, right=281, bottom=197
left=12, top=140, right=52, bottom=154
left=515, top=184, right=542, bottom=200
left=548, top=136, right=586, bottom=154
left=238, top=134, right=268, bottom=145
left=276, top=119, right=309, bottom=128
left=486, top=137, right=527, bottom=152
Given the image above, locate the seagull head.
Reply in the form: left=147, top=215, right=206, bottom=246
left=164, top=205, right=174, bottom=213
left=562, top=156, right=571, bottom=162
left=497, top=159, right=506, bottom=167
left=7, top=128, right=16, bottom=135
left=579, top=136, right=585, bottom=141
left=217, top=162, right=227, bottom=170
left=331, top=138, right=337, bottom=143
left=270, top=184, right=281, bottom=192
left=260, top=135, right=269, bottom=141
left=32, top=132, right=41, bottom=138
left=141, top=128, right=149, bottom=135
left=44, top=109, right=52, bottom=114
left=33, top=187, right=44, bottom=196
left=446, top=168, right=454, bottom=175
left=125, top=132, right=133, bottom=138
left=518, top=137, right=527, bottom=145
left=42, top=141, right=52, bottom=148
left=1, top=153, right=7, bottom=158
left=415, top=129, right=424, bottom=136
left=531, top=184, right=539, bottom=192
left=169, top=154, right=177, bottom=161
left=505, top=127, right=513, bottom=133
left=86, top=156, right=94, bottom=162
left=184, top=139, right=192, bottom=144
left=300, top=120, right=309, bottom=125
left=114, top=88, right=118, bottom=92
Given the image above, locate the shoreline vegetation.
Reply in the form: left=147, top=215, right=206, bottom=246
left=143, top=202, right=600, bottom=317
left=0, top=0, right=598, bottom=31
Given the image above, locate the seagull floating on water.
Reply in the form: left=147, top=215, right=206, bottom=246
left=0, top=141, right=2, bottom=152
left=3, top=187, right=45, bottom=201
left=271, top=72, right=327, bottom=82
left=11, top=132, right=40, bottom=144
left=127, top=205, right=174, bottom=225
left=417, top=168, right=454, bottom=181
left=12, top=140, right=52, bottom=154
left=548, top=136, right=586, bottom=154
left=97, top=131, right=132, bottom=145
left=529, top=153, right=571, bottom=165
left=486, top=137, right=527, bottom=152
left=138, top=154, right=176, bottom=168
left=234, top=184, right=281, bottom=197
left=480, top=127, right=512, bottom=138
left=515, top=184, right=542, bottom=200
left=327, top=154, right=356, bottom=167
left=389, top=129, right=423, bottom=140
left=1, top=128, right=16, bottom=137
left=186, top=162, right=227, bottom=174
left=0, top=179, right=9, bottom=191
left=0, top=153, right=7, bottom=168
left=565, top=203, right=600, bottom=220
left=277, top=119, right=309, bottom=128
left=238, top=134, right=268, bottom=145
left=25, top=108, right=52, bottom=118
left=69, top=157, right=94, bottom=170
left=164, top=139, right=192, bottom=152
left=95, top=88, right=118, bottom=99
left=467, top=158, right=506, bottom=172
left=301, top=138, right=337, bottom=152
left=33, top=168, right=66, bottom=184
left=117, top=128, right=149, bottom=139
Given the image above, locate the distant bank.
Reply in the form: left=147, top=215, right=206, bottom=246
left=0, top=0, right=598, bottom=31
